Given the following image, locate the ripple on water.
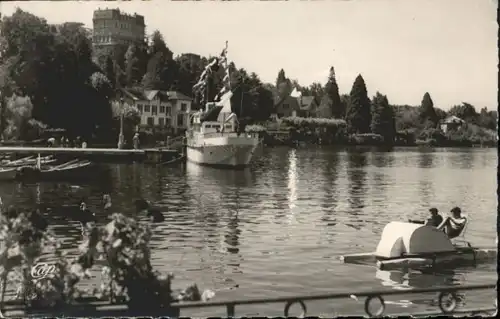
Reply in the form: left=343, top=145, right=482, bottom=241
left=0, top=147, right=496, bottom=316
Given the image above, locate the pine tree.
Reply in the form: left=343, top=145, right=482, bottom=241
left=276, top=69, right=286, bottom=88
left=370, top=92, right=396, bottom=143
left=345, top=74, right=371, bottom=134
left=419, top=92, right=438, bottom=127
left=324, top=66, right=343, bottom=118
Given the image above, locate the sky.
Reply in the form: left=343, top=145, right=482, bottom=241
left=1, top=0, right=497, bottom=110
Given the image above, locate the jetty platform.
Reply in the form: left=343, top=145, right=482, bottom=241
left=0, top=146, right=180, bottom=163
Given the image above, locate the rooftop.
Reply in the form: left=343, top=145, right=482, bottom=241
left=442, top=115, right=465, bottom=124
left=118, top=88, right=193, bottom=102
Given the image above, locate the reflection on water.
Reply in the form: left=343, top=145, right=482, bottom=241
left=320, top=151, right=340, bottom=229
left=346, top=151, right=368, bottom=231
left=286, top=149, right=298, bottom=223
left=418, top=150, right=435, bottom=168
left=376, top=268, right=460, bottom=290
left=0, top=147, right=496, bottom=316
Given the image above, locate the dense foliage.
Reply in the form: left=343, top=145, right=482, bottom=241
left=0, top=9, right=275, bottom=142
left=0, top=8, right=496, bottom=147
left=370, top=93, right=396, bottom=143
left=0, top=10, right=113, bottom=140
left=279, top=70, right=496, bottom=147
left=0, top=202, right=212, bottom=315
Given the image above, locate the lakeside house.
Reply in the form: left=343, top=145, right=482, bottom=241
left=298, top=96, right=319, bottom=118
left=440, top=115, right=465, bottom=133
left=115, top=88, right=193, bottom=134
left=270, top=94, right=319, bottom=120
left=271, top=95, right=300, bottom=120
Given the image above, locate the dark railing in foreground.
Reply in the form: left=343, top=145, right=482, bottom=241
left=172, top=283, right=497, bottom=317
left=1, top=284, right=496, bottom=317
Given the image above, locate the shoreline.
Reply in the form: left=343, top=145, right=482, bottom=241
left=261, top=139, right=497, bottom=149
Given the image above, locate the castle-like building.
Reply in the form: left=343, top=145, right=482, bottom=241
left=92, top=8, right=146, bottom=52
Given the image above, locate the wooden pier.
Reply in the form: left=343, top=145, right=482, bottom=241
left=0, top=146, right=180, bottom=164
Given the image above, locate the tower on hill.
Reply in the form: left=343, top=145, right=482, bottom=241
left=92, top=8, right=146, bottom=56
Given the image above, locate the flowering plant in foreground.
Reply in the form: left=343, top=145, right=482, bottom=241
left=0, top=204, right=213, bottom=314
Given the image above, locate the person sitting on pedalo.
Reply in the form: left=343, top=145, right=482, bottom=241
left=408, top=207, right=443, bottom=227
left=436, top=206, right=467, bottom=239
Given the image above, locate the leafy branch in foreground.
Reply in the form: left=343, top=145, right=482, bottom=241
left=0, top=203, right=213, bottom=315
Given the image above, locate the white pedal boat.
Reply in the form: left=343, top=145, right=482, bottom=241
left=340, top=221, right=497, bottom=271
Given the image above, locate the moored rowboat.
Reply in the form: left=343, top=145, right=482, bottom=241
left=1, top=155, right=56, bottom=168
left=15, top=160, right=93, bottom=181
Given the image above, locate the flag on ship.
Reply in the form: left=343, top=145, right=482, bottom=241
left=192, top=41, right=231, bottom=104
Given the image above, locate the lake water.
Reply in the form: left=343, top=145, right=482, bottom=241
left=0, top=146, right=497, bottom=316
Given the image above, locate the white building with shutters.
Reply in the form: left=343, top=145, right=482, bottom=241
left=116, top=88, right=193, bottom=133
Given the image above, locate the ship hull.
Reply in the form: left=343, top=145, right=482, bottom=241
left=186, top=135, right=259, bottom=169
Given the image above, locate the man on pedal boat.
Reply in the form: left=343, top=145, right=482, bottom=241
left=437, top=206, right=467, bottom=239
left=408, top=207, right=443, bottom=227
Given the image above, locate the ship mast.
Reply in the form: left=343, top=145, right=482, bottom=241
left=223, top=41, right=231, bottom=92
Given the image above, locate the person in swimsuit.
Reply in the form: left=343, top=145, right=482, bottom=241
left=437, top=206, right=467, bottom=239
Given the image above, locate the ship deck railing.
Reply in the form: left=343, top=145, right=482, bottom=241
left=187, top=132, right=259, bottom=139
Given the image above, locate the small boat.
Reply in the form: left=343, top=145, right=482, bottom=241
left=0, top=155, right=33, bottom=166
left=0, top=167, right=18, bottom=181
left=16, top=160, right=93, bottom=181
left=40, top=160, right=92, bottom=180
left=340, top=221, right=497, bottom=270
left=1, top=155, right=56, bottom=168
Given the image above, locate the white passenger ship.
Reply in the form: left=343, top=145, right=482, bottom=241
left=186, top=42, right=259, bottom=168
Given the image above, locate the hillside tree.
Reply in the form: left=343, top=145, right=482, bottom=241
left=104, top=55, right=116, bottom=89
left=370, top=92, right=396, bottom=143
left=324, top=67, right=343, bottom=118
left=419, top=92, right=438, bottom=127
left=345, top=74, right=371, bottom=134
left=124, top=44, right=142, bottom=87
left=0, top=9, right=113, bottom=139
left=275, top=68, right=291, bottom=99
left=448, top=102, right=478, bottom=122
left=142, top=52, right=167, bottom=90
